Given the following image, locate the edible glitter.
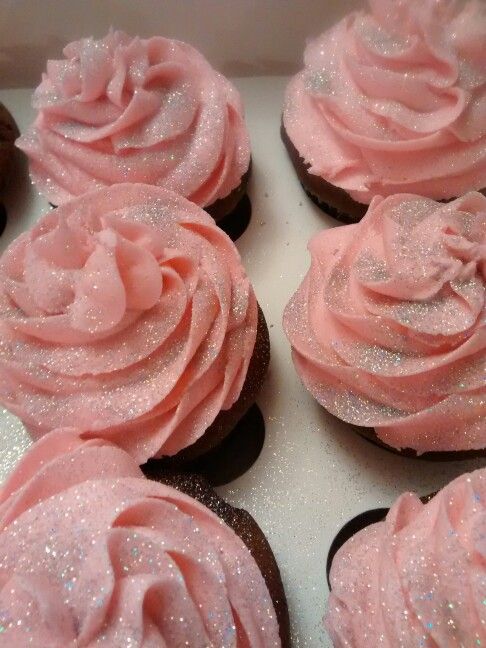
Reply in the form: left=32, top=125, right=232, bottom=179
left=283, top=189, right=486, bottom=451
left=16, top=29, right=251, bottom=208
left=283, top=0, right=486, bottom=203
left=0, top=184, right=258, bottom=462
left=0, top=439, right=282, bottom=645
left=325, top=469, right=486, bottom=645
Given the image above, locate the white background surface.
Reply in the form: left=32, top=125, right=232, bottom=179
left=1, top=80, right=485, bottom=647
left=0, top=0, right=364, bottom=87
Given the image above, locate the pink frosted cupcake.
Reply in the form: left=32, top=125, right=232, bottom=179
left=282, top=0, right=486, bottom=223
left=326, top=468, right=486, bottom=647
left=0, top=429, right=289, bottom=646
left=17, top=30, right=251, bottom=228
left=283, top=192, right=486, bottom=458
left=0, top=184, right=269, bottom=467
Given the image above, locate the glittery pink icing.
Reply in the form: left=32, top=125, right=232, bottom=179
left=0, top=184, right=257, bottom=462
left=283, top=0, right=486, bottom=203
left=16, top=30, right=250, bottom=207
left=0, top=429, right=281, bottom=647
left=283, top=192, right=486, bottom=453
left=326, top=468, right=486, bottom=647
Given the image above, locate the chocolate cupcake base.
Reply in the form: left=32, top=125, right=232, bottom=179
left=154, top=470, right=291, bottom=648
left=281, top=124, right=367, bottom=224
left=281, top=123, right=486, bottom=224
left=206, top=162, right=252, bottom=241
left=355, top=425, right=486, bottom=462
left=143, top=304, right=270, bottom=478
left=144, top=403, right=265, bottom=487
left=321, top=409, right=486, bottom=461
left=214, top=193, right=252, bottom=242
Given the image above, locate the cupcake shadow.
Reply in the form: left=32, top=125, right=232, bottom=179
left=143, top=305, right=270, bottom=484
left=326, top=492, right=435, bottom=589
left=326, top=506, right=388, bottom=588
left=214, top=193, right=252, bottom=242
left=143, top=403, right=265, bottom=487
left=206, top=162, right=252, bottom=242
left=280, top=122, right=367, bottom=224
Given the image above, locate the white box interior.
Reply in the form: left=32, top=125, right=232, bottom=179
left=2, top=0, right=361, bottom=86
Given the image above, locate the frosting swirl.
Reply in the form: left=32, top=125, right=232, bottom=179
left=326, top=468, right=486, bottom=647
left=283, top=192, right=486, bottom=453
left=0, top=429, right=281, bottom=647
left=17, top=30, right=250, bottom=207
left=0, top=184, right=257, bottom=462
left=283, top=0, right=486, bottom=203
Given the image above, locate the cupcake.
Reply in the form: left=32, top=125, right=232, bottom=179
left=16, top=29, right=251, bottom=229
left=283, top=192, right=486, bottom=457
left=325, top=468, right=486, bottom=647
left=282, top=0, right=486, bottom=223
left=0, top=184, right=269, bottom=467
left=0, top=428, right=290, bottom=646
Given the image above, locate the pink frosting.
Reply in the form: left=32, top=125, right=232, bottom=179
left=326, top=468, right=486, bottom=647
left=283, top=192, right=486, bottom=453
left=0, top=429, right=281, bottom=647
left=283, top=0, right=486, bottom=203
left=16, top=30, right=250, bottom=207
left=0, top=184, right=257, bottom=462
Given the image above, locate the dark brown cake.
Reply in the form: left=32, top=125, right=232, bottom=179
left=281, top=123, right=367, bottom=224
left=206, top=162, right=252, bottom=222
left=281, top=123, right=486, bottom=224
left=152, top=470, right=291, bottom=648
left=354, top=426, right=486, bottom=462
left=143, top=304, right=270, bottom=475
left=206, top=162, right=252, bottom=241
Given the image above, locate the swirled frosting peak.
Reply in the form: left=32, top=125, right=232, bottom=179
left=283, top=192, right=486, bottom=453
left=0, top=429, right=281, bottom=647
left=0, top=184, right=257, bottom=462
left=17, top=29, right=250, bottom=207
left=326, top=468, right=486, bottom=647
left=283, top=0, right=486, bottom=203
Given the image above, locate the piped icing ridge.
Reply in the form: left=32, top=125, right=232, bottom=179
left=326, top=468, right=486, bottom=647
left=0, top=184, right=257, bottom=462
left=0, top=429, right=281, bottom=647
left=17, top=29, right=250, bottom=207
left=283, top=0, right=486, bottom=203
left=283, top=192, right=486, bottom=453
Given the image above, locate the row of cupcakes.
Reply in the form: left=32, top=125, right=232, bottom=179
left=1, top=0, right=484, bottom=227
left=0, top=426, right=484, bottom=646
left=0, top=182, right=483, bottom=460
left=0, top=142, right=483, bottom=646
left=0, top=0, right=482, bottom=460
